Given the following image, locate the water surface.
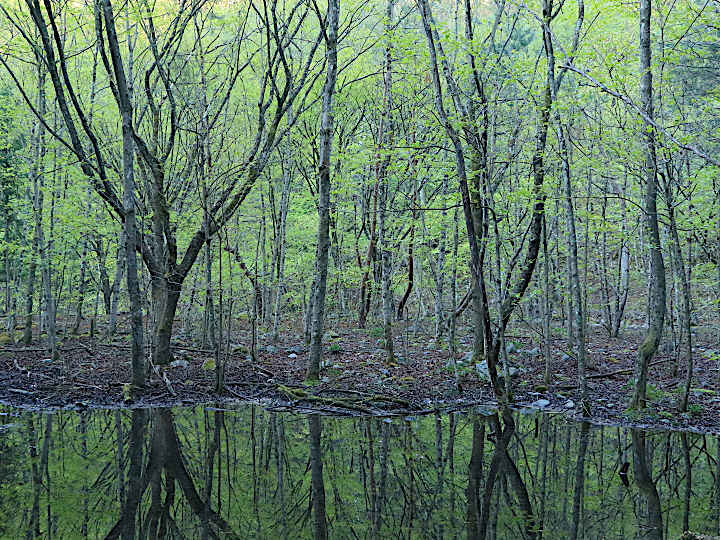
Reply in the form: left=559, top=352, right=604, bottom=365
left=1, top=404, right=718, bottom=539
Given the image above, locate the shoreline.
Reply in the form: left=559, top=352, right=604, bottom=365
left=1, top=329, right=718, bottom=433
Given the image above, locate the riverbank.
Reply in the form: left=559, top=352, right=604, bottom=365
left=1, top=324, right=718, bottom=432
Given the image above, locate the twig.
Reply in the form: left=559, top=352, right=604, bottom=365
left=556, top=359, right=672, bottom=390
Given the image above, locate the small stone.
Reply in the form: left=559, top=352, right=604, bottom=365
left=321, top=376, right=329, bottom=383
left=531, top=398, right=551, bottom=409
left=170, top=359, right=190, bottom=369
left=564, top=400, right=574, bottom=409
left=286, top=346, right=307, bottom=355
left=288, top=353, right=298, bottom=359
left=506, top=342, right=519, bottom=354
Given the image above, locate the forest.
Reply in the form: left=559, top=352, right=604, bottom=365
left=0, top=0, right=718, bottom=431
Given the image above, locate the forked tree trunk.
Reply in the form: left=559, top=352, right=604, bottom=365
left=151, top=278, right=181, bottom=366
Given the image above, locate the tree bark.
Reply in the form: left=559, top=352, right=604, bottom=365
left=108, top=231, right=125, bottom=337
left=558, top=123, right=590, bottom=412
left=23, top=59, right=46, bottom=345
left=306, top=0, right=339, bottom=380
left=667, top=193, right=692, bottom=411
left=101, top=0, right=146, bottom=386
left=71, top=240, right=88, bottom=334
left=376, top=0, right=395, bottom=363
left=631, top=0, right=666, bottom=410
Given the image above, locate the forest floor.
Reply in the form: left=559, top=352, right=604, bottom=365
left=0, top=318, right=718, bottom=433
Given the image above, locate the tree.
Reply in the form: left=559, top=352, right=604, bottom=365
left=306, top=0, right=340, bottom=380
left=630, top=0, right=666, bottom=410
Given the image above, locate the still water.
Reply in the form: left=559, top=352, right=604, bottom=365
left=1, top=404, right=718, bottom=539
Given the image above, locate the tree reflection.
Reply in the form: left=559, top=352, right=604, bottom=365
left=467, top=408, right=538, bottom=540
left=1, top=406, right=719, bottom=538
left=106, top=408, right=238, bottom=540
left=631, top=429, right=663, bottom=540
left=308, top=414, right=328, bottom=540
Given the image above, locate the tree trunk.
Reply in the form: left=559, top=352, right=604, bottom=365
left=151, top=278, right=181, bottom=366
left=376, top=0, right=395, bottom=363
left=101, top=0, right=146, bottom=386
left=23, top=60, right=46, bottom=345
left=631, top=0, right=666, bottom=410
left=272, top=151, right=292, bottom=342
left=306, top=0, right=339, bottom=380
left=558, top=123, right=590, bottom=411
left=71, top=240, right=88, bottom=334
left=612, top=176, right=631, bottom=337
left=668, top=197, right=692, bottom=411
left=108, top=231, right=126, bottom=336
left=543, top=217, right=552, bottom=385
left=40, top=117, right=57, bottom=363
left=433, top=177, right=448, bottom=340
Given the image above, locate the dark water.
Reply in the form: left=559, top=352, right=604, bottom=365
left=1, top=404, right=719, bottom=539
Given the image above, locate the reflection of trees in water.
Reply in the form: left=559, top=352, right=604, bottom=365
left=1, top=406, right=720, bottom=538
left=632, top=429, right=662, bottom=540
left=309, top=414, right=327, bottom=540
left=107, top=408, right=238, bottom=540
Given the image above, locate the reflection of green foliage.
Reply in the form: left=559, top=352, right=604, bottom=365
left=0, top=405, right=716, bottom=538
left=0, top=424, right=24, bottom=537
